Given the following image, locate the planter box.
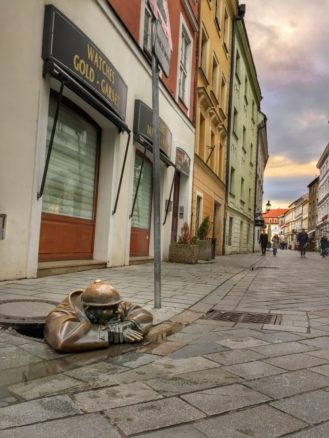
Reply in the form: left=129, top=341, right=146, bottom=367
left=168, top=243, right=199, bottom=264
left=197, top=239, right=212, bottom=261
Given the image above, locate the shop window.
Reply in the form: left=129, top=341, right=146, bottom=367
left=43, top=95, right=98, bottom=220
left=131, top=155, right=152, bottom=229
left=196, top=195, right=202, bottom=232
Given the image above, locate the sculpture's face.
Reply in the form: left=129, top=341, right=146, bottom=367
left=85, top=306, right=117, bottom=324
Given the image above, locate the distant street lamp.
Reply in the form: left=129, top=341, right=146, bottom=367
left=266, top=200, right=271, bottom=211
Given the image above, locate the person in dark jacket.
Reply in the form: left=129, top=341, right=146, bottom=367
left=320, top=234, right=329, bottom=257
left=297, top=228, right=308, bottom=257
left=259, top=230, right=268, bottom=255
left=44, top=280, right=153, bottom=353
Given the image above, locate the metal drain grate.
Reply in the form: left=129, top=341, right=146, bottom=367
left=206, top=310, right=281, bottom=325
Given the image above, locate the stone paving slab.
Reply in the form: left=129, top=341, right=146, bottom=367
left=310, top=363, right=329, bottom=377
left=181, top=383, right=270, bottom=415
left=8, top=374, right=87, bottom=400
left=300, top=336, right=329, bottom=348
left=271, top=390, right=329, bottom=425
left=0, top=346, right=42, bottom=371
left=216, top=336, right=270, bottom=349
left=223, top=360, right=285, bottom=379
left=0, top=413, right=121, bottom=438
left=245, top=369, right=329, bottom=399
left=145, top=367, right=241, bottom=396
left=264, top=353, right=329, bottom=371
left=193, top=404, right=306, bottom=437
left=0, top=395, right=81, bottom=430
left=205, top=348, right=266, bottom=365
left=105, top=397, right=205, bottom=435
left=289, top=421, right=329, bottom=437
left=249, top=341, right=318, bottom=358
left=306, top=348, right=329, bottom=360
left=134, top=425, right=206, bottom=438
left=73, top=382, right=163, bottom=412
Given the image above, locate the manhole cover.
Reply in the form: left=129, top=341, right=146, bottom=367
left=0, top=299, right=58, bottom=327
left=206, top=310, right=281, bottom=325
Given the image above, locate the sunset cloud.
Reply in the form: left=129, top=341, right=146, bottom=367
left=243, top=0, right=329, bottom=205
left=265, top=155, right=318, bottom=178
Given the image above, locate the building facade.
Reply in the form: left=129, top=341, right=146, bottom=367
left=253, top=111, right=269, bottom=251
left=191, top=0, right=237, bottom=255
left=224, top=5, right=262, bottom=254
left=316, top=144, right=329, bottom=239
left=0, top=0, right=197, bottom=280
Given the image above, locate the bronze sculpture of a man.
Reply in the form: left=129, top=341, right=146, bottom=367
left=44, top=279, right=153, bottom=353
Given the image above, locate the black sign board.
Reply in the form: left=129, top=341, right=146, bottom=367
left=42, top=5, right=127, bottom=120
left=175, top=147, right=190, bottom=176
left=133, top=100, right=172, bottom=157
left=254, top=219, right=265, bottom=227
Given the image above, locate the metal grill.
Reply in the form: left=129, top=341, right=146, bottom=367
left=206, top=310, right=280, bottom=325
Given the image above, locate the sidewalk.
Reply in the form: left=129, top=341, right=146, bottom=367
left=1, top=250, right=329, bottom=437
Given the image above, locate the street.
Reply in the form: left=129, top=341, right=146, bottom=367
left=0, top=250, right=329, bottom=437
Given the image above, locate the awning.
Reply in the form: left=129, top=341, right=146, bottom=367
left=134, top=133, right=176, bottom=167
left=43, top=60, right=130, bottom=134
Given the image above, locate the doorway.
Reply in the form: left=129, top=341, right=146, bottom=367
left=39, top=94, right=100, bottom=261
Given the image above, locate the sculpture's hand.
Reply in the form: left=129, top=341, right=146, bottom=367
left=123, top=328, right=143, bottom=343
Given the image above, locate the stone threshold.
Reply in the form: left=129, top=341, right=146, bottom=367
left=37, top=260, right=107, bottom=277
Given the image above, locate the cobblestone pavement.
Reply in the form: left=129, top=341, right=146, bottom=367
left=0, top=250, right=329, bottom=437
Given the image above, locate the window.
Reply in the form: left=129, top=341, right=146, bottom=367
left=198, top=113, right=206, bottom=159
left=235, top=50, right=241, bottom=82
left=230, top=167, right=235, bottom=194
left=196, top=195, right=202, bottom=232
left=178, top=28, right=191, bottom=104
left=233, top=107, right=238, bottom=138
left=250, top=143, right=254, bottom=165
left=240, top=177, right=245, bottom=202
left=211, top=55, right=219, bottom=96
left=200, top=28, right=209, bottom=77
left=43, top=95, right=99, bottom=220
left=228, top=217, right=233, bottom=246
left=244, top=76, right=248, bottom=104
left=215, top=0, right=221, bottom=28
left=220, top=75, right=227, bottom=112
left=252, top=101, right=256, bottom=123
left=248, top=188, right=251, bottom=209
left=242, top=126, right=246, bottom=152
left=143, top=7, right=152, bottom=56
left=223, top=9, right=229, bottom=53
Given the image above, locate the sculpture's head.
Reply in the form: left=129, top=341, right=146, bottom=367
left=82, top=279, right=122, bottom=324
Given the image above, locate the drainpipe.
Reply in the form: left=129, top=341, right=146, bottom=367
left=222, top=3, right=245, bottom=255
left=252, top=113, right=266, bottom=252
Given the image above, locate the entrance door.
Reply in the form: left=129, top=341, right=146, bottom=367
left=171, top=172, right=180, bottom=241
left=130, top=153, right=153, bottom=257
left=39, top=94, right=99, bottom=261
left=213, top=201, right=221, bottom=254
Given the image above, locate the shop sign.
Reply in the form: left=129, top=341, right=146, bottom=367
left=133, top=100, right=172, bottom=157
left=148, top=0, right=172, bottom=77
left=254, top=219, right=265, bottom=227
left=175, top=147, right=190, bottom=176
left=42, top=5, right=128, bottom=120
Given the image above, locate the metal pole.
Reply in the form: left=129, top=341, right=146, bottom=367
left=152, top=20, right=161, bottom=309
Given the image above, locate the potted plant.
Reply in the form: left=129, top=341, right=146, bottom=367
left=168, top=222, right=199, bottom=264
left=196, top=216, right=212, bottom=261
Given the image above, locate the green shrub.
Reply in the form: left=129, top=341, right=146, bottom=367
left=196, top=216, right=210, bottom=240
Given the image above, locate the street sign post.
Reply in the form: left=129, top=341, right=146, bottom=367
left=150, top=0, right=172, bottom=309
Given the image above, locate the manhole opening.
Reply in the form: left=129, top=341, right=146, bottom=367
left=206, top=310, right=281, bottom=325
left=14, top=324, right=45, bottom=339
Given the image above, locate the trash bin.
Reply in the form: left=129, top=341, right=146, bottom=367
left=211, top=238, right=217, bottom=259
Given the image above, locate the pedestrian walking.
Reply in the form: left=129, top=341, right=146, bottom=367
left=259, top=230, right=269, bottom=255
left=272, top=234, right=279, bottom=256
left=320, top=234, right=329, bottom=257
left=297, top=228, right=308, bottom=258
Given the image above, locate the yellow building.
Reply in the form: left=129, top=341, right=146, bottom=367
left=192, top=0, right=237, bottom=254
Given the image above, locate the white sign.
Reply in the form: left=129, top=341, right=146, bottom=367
left=149, top=0, right=172, bottom=76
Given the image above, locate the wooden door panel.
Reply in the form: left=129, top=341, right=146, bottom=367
left=39, top=213, right=94, bottom=261
left=130, top=227, right=150, bottom=257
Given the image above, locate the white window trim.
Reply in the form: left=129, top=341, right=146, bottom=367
left=176, top=15, right=193, bottom=113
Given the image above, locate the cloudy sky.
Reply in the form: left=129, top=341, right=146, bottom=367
left=243, top=0, right=329, bottom=208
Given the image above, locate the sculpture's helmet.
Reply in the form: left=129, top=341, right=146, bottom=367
left=82, top=280, right=122, bottom=307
